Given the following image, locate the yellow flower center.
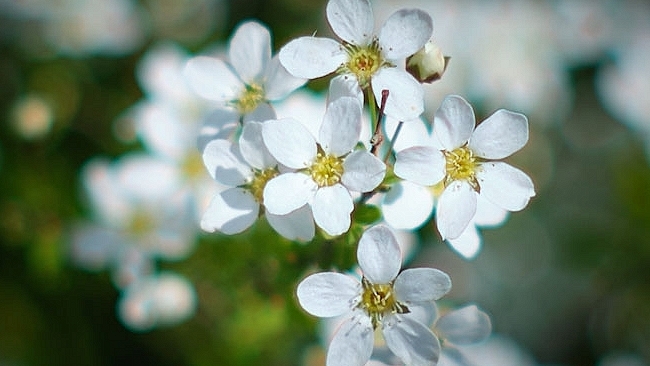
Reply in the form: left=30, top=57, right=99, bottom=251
left=128, top=211, right=156, bottom=237
left=358, top=277, right=409, bottom=329
left=444, top=146, right=480, bottom=191
left=308, top=152, right=344, bottom=187
left=248, top=167, right=279, bottom=203
left=235, top=83, right=265, bottom=114
left=181, top=150, right=206, bottom=181
left=340, top=40, right=388, bottom=88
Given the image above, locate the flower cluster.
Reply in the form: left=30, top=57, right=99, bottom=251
left=71, top=0, right=538, bottom=362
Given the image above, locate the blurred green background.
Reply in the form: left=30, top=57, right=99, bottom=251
left=1, top=0, right=649, bottom=365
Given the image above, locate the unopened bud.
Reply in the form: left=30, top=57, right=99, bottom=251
left=406, top=40, right=450, bottom=83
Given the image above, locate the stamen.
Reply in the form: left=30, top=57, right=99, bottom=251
left=308, top=152, right=344, bottom=187
left=247, top=167, right=279, bottom=203
left=358, top=277, right=409, bottom=329
left=234, top=83, right=265, bottom=114
left=444, top=146, right=480, bottom=191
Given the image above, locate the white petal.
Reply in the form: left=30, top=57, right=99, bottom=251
left=183, top=56, right=242, bottom=102
left=446, top=225, right=482, bottom=260
left=263, top=172, right=316, bottom=215
left=202, top=139, right=250, bottom=185
left=378, top=9, right=432, bottom=60
left=357, top=224, right=401, bottom=284
left=312, top=185, right=354, bottom=236
left=477, top=162, right=535, bottom=211
left=435, top=304, right=492, bottom=345
left=262, top=118, right=316, bottom=169
left=296, top=272, right=360, bottom=317
left=327, top=75, right=364, bottom=106
left=432, top=95, right=476, bottom=150
left=394, top=146, right=445, bottom=186
left=228, top=21, right=271, bottom=83
left=468, top=109, right=529, bottom=159
left=383, top=314, right=441, bottom=366
left=327, top=313, right=374, bottom=366
left=278, top=37, right=346, bottom=79
left=326, top=0, right=373, bottom=45
left=197, top=109, right=239, bottom=151
left=319, top=97, right=362, bottom=155
left=394, top=268, right=451, bottom=303
left=239, top=121, right=276, bottom=169
left=381, top=181, right=434, bottom=230
left=266, top=204, right=315, bottom=241
left=372, top=68, right=423, bottom=121
left=263, top=55, right=307, bottom=100
left=200, top=188, right=258, bottom=234
left=341, top=150, right=386, bottom=192
left=243, top=102, right=276, bottom=123
left=436, top=180, right=477, bottom=240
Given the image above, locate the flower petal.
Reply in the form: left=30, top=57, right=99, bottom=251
left=433, top=95, right=476, bottom=150
left=341, top=150, right=386, bottom=192
left=372, top=68, right=423, bottom=121
left=183, top=56, right=242, bottom=102
left=200, top=188, right=258, bottom=234
left=197, top=109, right=239, bottom=151
left=296, top=272, right=360, bottom=317
left=327, top=312, right=374, bottom=366
left=266, top=204, right=315, bottom=241
left=263, top=55, right=307, bottom=100
left=383, top=314, right=441, bottom=366
left=279, top=37, right=346, bottom=79
left=381, top=181, right=434, bottom=230
left=378, top=9, right=432, bottom=60
left=243, top=102, right=276, bottom=123
left=262, top=118, right=316, bottom=169
left=468, top=109, right=529, bottom=159
left=394, top=268, right=451, bottom=303
left=357, top=224, right=401, bottom=284
left=446, top=225, right=482, bottom=260
left=327, top=75, right=364, bottom=106
left=326, top=0, right=373, bottom=45
left=435, top=304, right=492, bottom=345
left=394, top=146, right=445, bottom=186
left=436, top=180, right=477, bottom=240
left=263, top=172, right=316, bottom=215
left=312, top=184, right=354, bottom=236
left=477, top=162, right=535, bottom=211
left=202, top=139, right=250, bottom=186
left=228, top=21, right=271, bottom=83
left=239, top=121, right=276, bottom=170
left=319, top=97, right=362, bottom=155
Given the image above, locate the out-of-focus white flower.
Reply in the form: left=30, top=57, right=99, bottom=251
left=262, top=97, right=386, bottom=236
left=297, top=225, right=452, bottom=366
left=71, top=154, right=196, bottom=288
left=439, top=334, right=538, bottom=366
left=394, top=95, right=534, bottom=240
left=201, top=121, right=315, bottom=241
left=117, top=272, right=197, bottom=332
left=184, top=20, right=306, bottom=124
left=279, top=0, right=432, bottom=121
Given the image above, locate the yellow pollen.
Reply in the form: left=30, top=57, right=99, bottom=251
left=340, top=40, right=387, bottom=88
left=358, top=277, right=409, bottom=329
left=444, top=146, right=480, bottom=190
left=248, top=167, right=279, bottom=203
left=309, top=153, right=344, bottom=187
left=181, top=150, right=205, bottom=180
left=235, top=83, right=265, bottom=114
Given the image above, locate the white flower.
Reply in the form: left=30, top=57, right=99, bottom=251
left=184, top=20, right=306, bottom=122
left=201, top=121, right=315, bottom=241
left=278, top=0, right=432, bottom=121
left=262, top=97, right=386, bottom=236
left=297, top=225, right=451, bottom=366
left=394, top=95, right=535, bottom=240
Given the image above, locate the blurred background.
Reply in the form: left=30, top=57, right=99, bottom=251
left=0, top=0, right=649, bottom=365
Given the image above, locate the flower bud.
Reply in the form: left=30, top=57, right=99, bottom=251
left=406, top=40, right=450, bottom=83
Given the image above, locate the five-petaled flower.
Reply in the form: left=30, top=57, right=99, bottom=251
left=297, top=224, right=452, bottom=366
left=278, top=0, right=432, bottom=121
left=184, top=21, right=306, bottom=124
left=262, top=97, right=386, bottom=236
left=394, top=94, right=536, bottom=240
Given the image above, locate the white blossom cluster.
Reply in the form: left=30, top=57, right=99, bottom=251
left=69, top=0, right=540, bottom=362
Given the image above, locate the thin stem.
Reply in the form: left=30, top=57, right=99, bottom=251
left=382, top=121, right=403, bottom=163
left=366, top=87, right=377, bottom=136
left=370, top=89, right=389, bottom=156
